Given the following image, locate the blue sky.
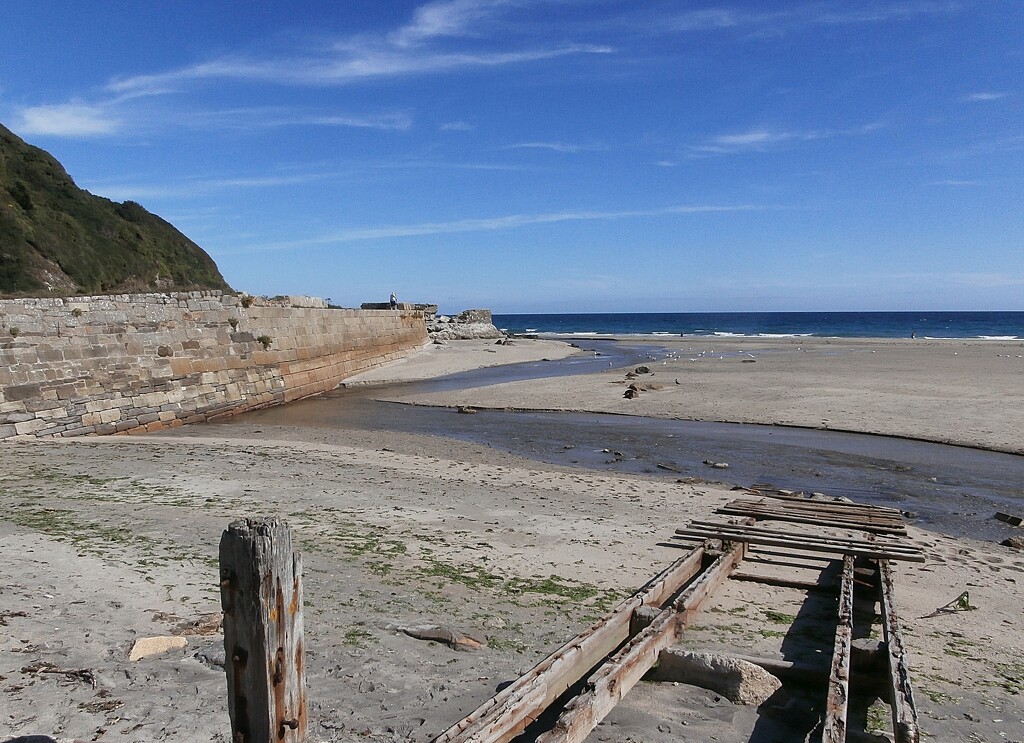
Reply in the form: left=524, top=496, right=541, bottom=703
left=2, top=1, right=1021, bottom=313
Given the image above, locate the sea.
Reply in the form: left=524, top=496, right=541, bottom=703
left=491, top=311, right=1024, bottom=340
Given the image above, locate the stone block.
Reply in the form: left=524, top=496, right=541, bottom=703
left=4, top=382, right=42, bottom=402
left=14, top=418, right=47, bottom=435
left=169, top=358, right=194, bottom=377
left=61, top=426, right=96, bottom=437
left=99, top=408, right=123, bottom=424
left=55, top=383, right=79, bottom=400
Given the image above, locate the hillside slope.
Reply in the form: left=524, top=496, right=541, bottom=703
left=0, top=123, right=230, bottom=296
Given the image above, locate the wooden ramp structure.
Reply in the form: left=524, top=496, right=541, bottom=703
left=434, top=489, right=922, bottom=743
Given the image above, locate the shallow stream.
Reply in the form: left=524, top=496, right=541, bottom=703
left=214, top=340, right=1024, bottom=543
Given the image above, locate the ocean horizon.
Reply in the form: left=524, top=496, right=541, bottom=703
left=491, top=311, right=1024, bottom=340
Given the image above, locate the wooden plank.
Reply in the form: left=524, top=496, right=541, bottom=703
left=678, top=524, right=922, bottom=557
left=730, top=571, right=838, bottom=592
left=536, top=546, right=743, bottom=743
left=723, top=500, right=907, bottom=529
left=747, top=490, right=903, bottom=515
left=823, top=555, right=855, bottom=743
left=220, top=517, right=307, bottom=743
left=431, top=547, right=706, bottom=743
left=676, top=524, right=922, bottom=556
left=729, top=496, right=905, bottom=519
left=671, top=530, right=924, bottom=563
left=719, top=504, right=907, bottom=535
left=879, top=560, right=921, bottom=743
left=687, top=521, right=916, bottom=552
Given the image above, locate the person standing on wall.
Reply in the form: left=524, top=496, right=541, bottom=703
left=390, top=291, right=398, bottom=309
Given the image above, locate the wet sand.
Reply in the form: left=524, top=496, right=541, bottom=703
left=1, top=337, right=1023, bottom=742
left=386, top=336, right=1024, bottom=454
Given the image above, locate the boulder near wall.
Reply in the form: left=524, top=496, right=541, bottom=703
left=0, top=292, right=428, bottom=439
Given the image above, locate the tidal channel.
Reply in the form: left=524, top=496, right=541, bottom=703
left=212, top=340, right=1024, bottom=543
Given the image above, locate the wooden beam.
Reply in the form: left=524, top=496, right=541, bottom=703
left=673, top=527, right=924, bottom=563
left=725, top=497, right=906, bottom=522
left=717, top=504, right=907, bottom=535
left=431, top=547, right=706, bottom=743
left=687, top=521, right=915, bottom=551
left=823, top=555, right=855, bottom=743
left=730, top=571, right=838, bottom=592
left=536, top=545, right=743, bottom=743
left=879, top=560, right=921, bottom=743
left=747, top=491, right=904, bottom=515
left=220, top=518, right=307, bottom=743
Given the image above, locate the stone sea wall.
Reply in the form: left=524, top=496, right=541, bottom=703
left=0, top=291, right=427, bottom=439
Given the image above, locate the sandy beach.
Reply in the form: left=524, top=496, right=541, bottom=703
left=2, top=337, right=1023, bottom=743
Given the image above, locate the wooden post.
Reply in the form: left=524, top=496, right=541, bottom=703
left=220, top=518, right=307, bottom=743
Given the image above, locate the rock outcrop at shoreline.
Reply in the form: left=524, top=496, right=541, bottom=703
left=360, top=303, right=505, bottom=341
left=427, top=308, right=504, bottom=341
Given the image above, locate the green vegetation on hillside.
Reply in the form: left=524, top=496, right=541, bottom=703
left=0, top=122, right=230, bottom=296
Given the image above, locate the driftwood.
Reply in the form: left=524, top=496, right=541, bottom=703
left=20, top=662, right=97, bottom=688
left=399, top=625, right=486, bottom=651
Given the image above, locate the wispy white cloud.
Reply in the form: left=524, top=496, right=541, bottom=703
left=105, top=2, right=610, bottom=96
left=249, top=203, right=763, bottom=252
left=88, top=171, right=340, bottom=202
left=389, top=0, right=518, bottom=47
left=14, top=102, right=122, bottom=137
left=108, top=44, right=611, bottom=95
left=503, top=141, right=605, bottom=153
left=439, top=120, right=475, bottom=131
left=664, top=2, right=958, bottom=35
left=184, top=107, right=412, bottom=131
left=966, top=91, right=1010, bottom=102
left=689, top=128, right=823, bottom=155
left=689, top=121, right=885, bottom=156
left=927, top=179, right=982, bottom=187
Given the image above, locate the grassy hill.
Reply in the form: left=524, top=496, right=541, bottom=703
left=0, top=122, right=230, bottom=296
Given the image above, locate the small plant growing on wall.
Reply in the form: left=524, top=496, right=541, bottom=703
left=257, top=334, right=273, bottom=350
left=228, top=317, right=239, bottom=330
left=71, top=308, right=84, bottom=318
left=8, top=326, right=20, bottom=338
left=240, top=295, right=255, bottom=309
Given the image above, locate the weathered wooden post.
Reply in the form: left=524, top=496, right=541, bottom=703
left=220, top=517, right=307, bottom=743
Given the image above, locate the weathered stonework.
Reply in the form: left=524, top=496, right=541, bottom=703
left=0, top=291, right=427, bottom=439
